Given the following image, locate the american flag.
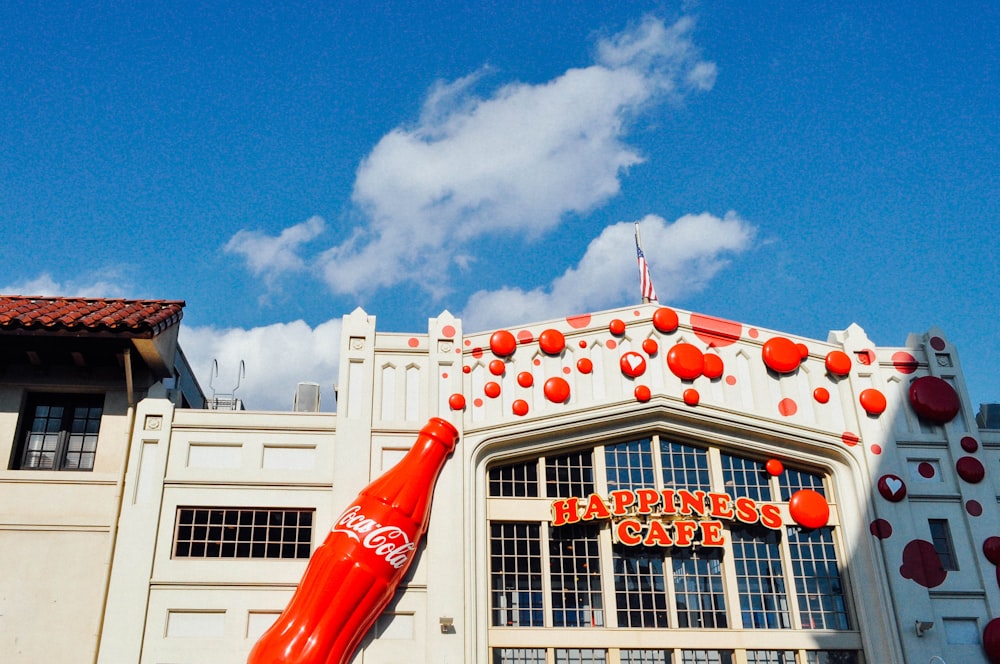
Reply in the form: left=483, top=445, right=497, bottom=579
left=635, top=223, right=658, bottom=303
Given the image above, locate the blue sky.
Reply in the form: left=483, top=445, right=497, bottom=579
left=2, top=1, right=997, bottom=411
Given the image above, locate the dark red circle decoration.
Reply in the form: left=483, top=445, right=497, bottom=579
left=512, top=399, right=529, bottom=416
left=543, top=377, right=571, bottom=403
left=917, top=462, right=935, bottom=479
left=967, top=500, right=984, bottom=517
left=762, top=337, right=802, bottom=373
left=824, top=350, right=852, bottom=376
left=489, top=359, right=506, bottom=376
left=517, top=371, right=534, bottom=388
left=702, top=354, right=724, bottom=379
left=683, top=389, right=700, bottom=406
left=765, top=459, right=784, bottom=476
left=490, top=330, right=517, bottom=357
left=859, top=388, right=887, bottom=416
left=984, top=537, right=1000, bottom=565
left=789, top=489, right=830, bottom=529
left=957, top=456, right=986, bottom=484
left=814, top=387, right=830, bottom=404
left=652, top=307, right=679, bottom=333
left=620, top=351, right=647, bottom=378
left=576, top=358, right=593, bottom=374
left=961, top=436, right=980, bottom=453
left=668, top=343, right=704, bottom=380
left=983, top=618, right=1000, bottom=663
left=892, top=351, right=918, bottom=374
left=642, top=338, right=659, bottom=355
left=448, top=393, right=466, bottom=410
left=484, top=382, right=501, bottom=398
left=877, top=474, right=907, bottom=502
left=908, top=376, right=961, bottom=424
left=538, top=328, right=566, bottom=355
left=870, top=519, right=893, bottom=539
left=609, top=319, right=626, bottom=336
left=634, top=385, right=651, bottom=402
left=930, top=336, right=947, bottom=351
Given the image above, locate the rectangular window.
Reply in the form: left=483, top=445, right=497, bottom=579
left=661, top=441, right=711, bottom=492
left=555, top=649, right=607, bottom=664
left=732, top=526, right=790, bottom=629
left=721, top=453, right=770, bottom=502
left=746, top=652, right=796, bottom=664
left=613, top=545, right=668, bottom=628
left=672, top=547, right=727, bottom=628
left=13, top=393, right=104, bottom=470
left=779, top=468, right=825, bottom=501
left=621, top=650, right=670, bottom=664
left=550, top=523, right=604, bottom=627
left=928, top=519, right=959, bottom=571
left=788, top=528, right=850, bottom=629
left=493, top=648, right=546, bottom=664
left=546, top=450, right=595, bottom=498
left=804, top=652, right=858, bottom=664
left=172, top=507, right=313, bottom=559
left=680, top=652, right=733, bottom=664
left=491, top=522, right=544, bottom=627
left=490, top=460, right=539, bottom=497
left=606, top=438, right=654, bottom=492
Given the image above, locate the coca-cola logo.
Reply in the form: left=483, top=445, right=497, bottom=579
left=332, top=505, right=416, bottom=570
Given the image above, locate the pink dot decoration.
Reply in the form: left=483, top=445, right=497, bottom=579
left=930, top=336, right=946, bottom=351
left=762, top=337, right=802, bottom=373
left=957, top=456, right=986, bottom=484
left=877, top=474, right=907, bottom=502
left=683, top=389, right=700, bottom=406
left=609, top=319, right=626, bottom=336
left=824, top=350, right=852, bottom=376
left=765, top=459, right=784, bottom=476
left=962, top=436, right=979, bottom=453
left=778, top=398, right=797, bottom=417
left=870, top=519, right=893, bottom=539
left=562, top=366, right=571, bottom=375
left=517, top=329, right=534, bottom=344
left=538, top=329, right=566, bottom=355
left=620, top=351, right=647, bottom=378
left=517, top=371, right=534, bottom=388
left=634, top=385, right=651, bottom=402
left=859, top=388, right=887, bottom=416
left=789, top=489, right=830, bottom=529
left=984, top=537, right=1000, bottom=565
left=489, top=359, right=506, bottom=376
left=856, top=349, right=876, bottom=365
left=577, top=358, right=593, bottom=374
left=567, top=314, right=591, bottom=329
left=892, top=351, right=918, bottom=374
left=484, top=382, right=501, bottom=398
left=909, top=376, right=961, bottom=424
left=490, top=330, right=517, bottom=357
left=668, top=343, right=704, bottom=380
left=642, top=338, right=659, bottom=355
left=543, top=377, right=571, bottom=403
left=408, top=337, right=420, bottom=348
left=702, top=353, right=724, bottom=380
left=512, top=399, right=529, bottom=416
left=691, top=313, right=742, bottom=347
left=448, top=394, right=466, bottom=410
left=471, top=347, right=483, bottom=358
left=748, top=328, right=759, bottom=339
left=842, top=432, right=860, bottom=447
left=870, top=444, right=882, bottom=455
left=652, top=307, right=679, bottom=333
left=533, top=358, right=542, bottom=366
left=441, top=325, right=456, bottom=338
left=473, top=398, right=483, bottom=408
left=607, top=339, right=618, bottom=350
left=814, top=387, right=830, bottom=403
left=918, top=462, right=936, bottom=479
left=967, top=500, right=984, bottom=517
left=725, top=375, right=737, bottom=386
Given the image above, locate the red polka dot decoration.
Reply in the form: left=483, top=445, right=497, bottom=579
left=813, top=387, right=830, bottom=404
left=620, top=352, right=646, bottom=378
left=778, top=398, right=797, bottom=417
left=683, top=389, right=700, bottom=406
left=877, top=474, right=907, bottom=502
left=917, top=462, right=936, bottom=479
left=544, top=377, right=571, bottom=403
left=490, top=330, right=517, bottom=357
left=762, top=337, right=802, bottom=373
left=856, top=349, right=876, bottom=365
left=512, top=399, right=529, bottom=416
left=702, top=353, right=724, bottom=380
left=984, top=618, right=1000, bottom=663
left=968, top=500, right=984, bottom=517
left=690, top=313, right=742, bottom=347
left=517, top=371, right=534, bottom=388
left=462, top=365, right=472, bottom=374
left=567, top=314, right=591, bottom=329
left=441, top=325, right=456, bottom=338
left=448, top=394, right=466, bottom=410
left=870, top=519, right=892, bottom=539
left=962, top=436, right=980, bottom=453
left=901, top=540, right=947, bottom=588
left=765, top=459, right=784, bottom=476
left=484, top=382, right=501, bottom=398
left=957, top=456, right=986, bottom=484
left=908, top=376, right=961, bottom=424
left=609, top=319, right=626, bottom=336
left=930, top=336, right=946, bottom=350
left=634, top=385, right=651, bottom=402
left=652, top=307, right=679, bottom=333
left=642, top=338, right=659, bottom=355
left=668, top=343, right=704, bottom=380
left=408, top=337, right=419, bottom=348
left=517, top=329, right=534, bottom=344
left=538, top=329, right=565, bottom=355
left=892, top=351, right=918, bottom=374
left=859, top=388, right=887, bottom=416
left=824, top=350, right=852, bottom=377
left=788, top=489, right=829, bottom=529
left=842, top=432, right=860, bottom=447
left=489, top=359, right=506, bottom=376
left=984, top=537, right=1000, bottom=565
left=577, top=358, right=593, bottom=374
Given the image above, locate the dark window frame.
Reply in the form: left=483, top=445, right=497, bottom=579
left=172, top=507, right=315, bottom=559
left=11, top=392, right=105, bottom=471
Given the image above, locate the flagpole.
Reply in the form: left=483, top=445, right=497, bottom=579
left=635, top=222, right=657, bottom=304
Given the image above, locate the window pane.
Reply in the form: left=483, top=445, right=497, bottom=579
left=491, top=523, right=543, bottom=627
left=779, top=468, right=825, bottom=501
left=732, top=526, right=790, bottom=629
left=173, top=508, right=313, bottom=559
left=673, top=547, right=727, bottom=628
left=489, top=460, right=539, bottom=497
left=680, top=652, right=733, bottom=664
left=747, top=652, right=796, bottom=664
left=555, top=649, right=607, bottom=664
left=550, top=523, right=603, bottom=627
left=546, top=450, right=595, bottom=498
left=661, top=441, right=710, bottom=492
left=928, top=519, right=959, bottom=571
left=721, top=453, right=770, bottom=502
left=788, top=527, right=850, bottom=630
left=606, top=439, right=654, bottom=492
left=493, top=649, right=546, bottom=664
left=613, top=544, right=668, bottom=627
left=622, top=651, right=671, bottom=664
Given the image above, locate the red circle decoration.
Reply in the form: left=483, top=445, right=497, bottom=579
left=762, top=337, right=802, bottom=373
left=930, top=336, right=947, bottom=351
left=473, top=398, right=483, bottom=408
left=517, top=371, right=534, bottom=388
left=567, top=314, right=591, bottom=329
left=856, top=349, right=876, bottom=365
left=892, top=351, right=918, bottom=374
left=543, top=377, right=571, bottom=403
left=484, top=382, right=501, bottom=398
left=984, top=618, right=1000, bottom=663
left=917, top=462, right=936, bottom=479
left=871, top=444, right=882, bottom=455
left=538, top=328, right=566, bottom=355
left=634, top=385, right=651, bottom=402
left=642, top=338, right=659, bottom=355
left=725, top=375, right=737, bottom=385
left=824, top=350, right=852, bottom=376
left=517, top=329, right=534, bottom=344
left=448, top=393, right=466, bottom=410
left=962, top=436, right=980, bottom=453
left=691, top=313, right=742, bottom=347
left=967, top=500, right=984, bottom=517
left=870, top=519, right=893, bottom=539
left=441, top=325, right=456, bottom=338
left=512, top=399, right=529, bottom=416
left=909, top=376, right=961, bottom=424
left=471, top=346, right=483, bottom=358
left=778, top=398, right=798, bottom=417
left=490, top=330, right=517, bottom=357
left=842, top=432, right=860, bottom=447
left=607, top=339, right=618, bottom=350
left=814, top=387, right=830, bottom=403
left=877, top=474, right=907, bottom=502
left=620, top=351, right=647, bottom=378
left=984, top=537, right=1000, bottom=565
left=652, top=307, right=679, bottom=333
left=683, top=389, right=700, bottom=406
left=609, top=319, right=626, bottom=336
left=796, top=343, right=810, bottom=359
left=408, top=337, right=419, bottom=348
left=702, top=354, right=724, bottom=379
left=489, top=359, right=506, bottom=376
left=765, top=459, right=784, bottom=476
left=788, top=489, right=830, bottom=529
left=667, top=343, right=704, bottom=380
left=462, top=365, right=471, bottom=374
left=859, top=388, right=887, bottom=416
left=957, top=456, right=986, bottom=484
left=577, top=358, right=593, bottom=374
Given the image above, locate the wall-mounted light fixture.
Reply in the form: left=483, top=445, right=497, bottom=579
left=439, top=616, right=454, bottom=634
left=915, top=620, right=934, bottom=637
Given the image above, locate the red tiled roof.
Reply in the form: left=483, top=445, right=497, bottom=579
left=0, top=295, right=185, bottom=338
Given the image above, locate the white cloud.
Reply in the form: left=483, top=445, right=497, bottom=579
left=1, top=271, right=132, bottom=299
left=179, top=317, right=342, bottom=412
left=459, top=212, right=755, bottom=332
left=224, top=215, right=326, bottom=289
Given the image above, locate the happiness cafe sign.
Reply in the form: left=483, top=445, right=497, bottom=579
left=550, top=488, right=783, bottom=547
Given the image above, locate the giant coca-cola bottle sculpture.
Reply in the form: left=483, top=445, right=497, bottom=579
left=247, top=417, right=460, bottom=664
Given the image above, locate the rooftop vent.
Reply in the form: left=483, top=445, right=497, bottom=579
left=294, top=382, right=321, bottom=412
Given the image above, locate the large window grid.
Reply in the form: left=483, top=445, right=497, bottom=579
left=550, top=523, right=604, bottom=627
left=172, top=507, right=314, bottom=559
left=494, top=650, right=852, bottom=664
left=491, top=522, right=544, bottom=627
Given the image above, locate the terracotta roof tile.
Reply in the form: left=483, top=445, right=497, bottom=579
left=0, top=295, right=185, bottom=338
